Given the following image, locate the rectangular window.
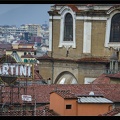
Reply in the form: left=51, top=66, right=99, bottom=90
left=13, top=51, right=16, bottom=53
left=34, top=51, right=36, bottom=55
left=66, top=105, right=72, bottom=109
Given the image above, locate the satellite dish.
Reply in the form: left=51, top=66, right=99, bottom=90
left=89, top=91, right=94, bottom=96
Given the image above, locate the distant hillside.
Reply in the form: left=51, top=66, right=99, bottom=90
left=0, top=4, right=51, bottom=27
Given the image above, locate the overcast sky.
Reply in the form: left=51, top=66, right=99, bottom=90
left=0, top=4, right=52, bottom=27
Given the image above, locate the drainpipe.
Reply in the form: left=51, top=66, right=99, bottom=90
left=51, top=13, right=54, bottom=84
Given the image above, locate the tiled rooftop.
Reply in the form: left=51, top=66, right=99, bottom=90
left=92, top=74, right=110, bottom=84
left=0, top=43, right=12, bottom=50
left=92, top=72, right=120, bottom=84
left=0, top=107, right=59, bottom=116
left=21, top=54, right=37, bottom=58
left=50, top=90, right=76, bottom=99
left=37, top=55, right=110, bottom=63
left=7, top=48, right=36, bottom=52
left=100, top=107, right=120, bottom=116
left=77, top=57, right=109, bottom=63
left=37, top=55, right=53, bottom=60
left=107, top=72, right=120, bottom=78
left=1, top=84, right=120, bottom=104
left=0, top=54, right=16, bottom=63
left=67, top=4, right=80, bottom=12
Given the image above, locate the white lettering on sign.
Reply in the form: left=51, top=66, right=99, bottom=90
left=0, top=63, right=32, bottom=77
left=3, top=65, right=9, bottom=75
left=21, top=95, right=32, bottom=101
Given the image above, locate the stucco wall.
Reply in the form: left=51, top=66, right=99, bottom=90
left=39, top=60, right=107, bottom=84
left=64, top=99, right=77, bottom=116
left=50, top=93, right=77, bottom=116
left=48, top=19, right=113, bottom=59
left=77, top=103, right=112, bottom=116
left=50, top=93, right=65, bottom=115
left=39, top=61, right=53, bottom=82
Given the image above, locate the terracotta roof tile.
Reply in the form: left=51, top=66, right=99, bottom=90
left=0, top=54, right=16, bottom=63
left=7, top=48, right=36, bottom=52
left=107, top=72, right=120, bottom=78
left=77, top=57, right=109, bottom=62
left=36, top=105, right=59, bottom=116
left=34, top=70, right=43, bottom=80
left=21, top=54, right=36, bottom=58
left=92, top=74, right=110, bottom=84
left=0, top=107, right=59, bottom=116
left=37, top=56, right=109, bottom=63
left=0, top=43, right=12, bottom=50
left=37, top=56, right=76, bottom=62
left=19, top=43, right=34, bottom=46
left=1, top=84, right=120, bottom=104
left=93, top=72, right=120, bottom=84
left=37, top=55, right=53, bottom=60
left=100, top=107, right=120, bottom=116
left=67, top=4, right=80, bottom=12
left=51, top=90, right=76, bottom=99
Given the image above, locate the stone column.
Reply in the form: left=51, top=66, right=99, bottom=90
left=115, top=60, right=118, bottom=73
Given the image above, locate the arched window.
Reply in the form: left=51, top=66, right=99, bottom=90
left=64, top=13, right=73, bottom=41
left=55, top=71, right=78, bottom=84
left=110, top=13, right=120, bottom=42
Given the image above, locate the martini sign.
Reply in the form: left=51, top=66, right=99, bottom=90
left=0, top=63, right=31, bottom=77
left=0, top=63, right=33, bottom=85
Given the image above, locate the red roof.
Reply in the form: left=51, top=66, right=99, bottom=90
left=0, top=106, right=59, bottom=116
left=7, top=48, right=36, bottom=52
left=37, top=55, right=109, bottom=63
left=37, top=55, right=53, bottom=60
left=50, top=90, right=76, bottom=99
left=21, top=54, right=37, bottom=58
left=100, top=107, right=120, bottom=116
left=0, top=43, right=12, bottom=50
left=36, top=105, right=59, bottom=116
left=92, top=74, right=110, bottom=84
left=2, top=84, right=120, bottom=104
left=19, top=43, right=34, bottom=46
left=92, top=72, right=120, bottom=84
left=67, top=4, right=80, bottom=12
left=107, top=72, right=120, bottom=79
left=77, top=57, right=109, bottom=63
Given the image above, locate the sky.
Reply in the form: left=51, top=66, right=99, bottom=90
left=0, top=4, right=53, bottom=27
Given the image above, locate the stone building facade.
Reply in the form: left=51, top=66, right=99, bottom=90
left=37, top=4, right=120, bottom=84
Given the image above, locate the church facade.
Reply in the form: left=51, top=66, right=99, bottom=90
left=37, top=4, right=120, bottom=84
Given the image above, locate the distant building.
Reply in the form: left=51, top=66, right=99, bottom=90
left=6, top=40, right=38, bottom=63
left=20, top=24, right=41, bottom=36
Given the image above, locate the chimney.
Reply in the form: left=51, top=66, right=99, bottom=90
left=47, top=78, right=52, bottom=85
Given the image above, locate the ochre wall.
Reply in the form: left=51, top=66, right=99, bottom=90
left=91, top=20, right=111, bottom=57
left=49, top=20, right=85, bottom=60
left=50, top=93, right=113, bottom=116
left=48, top=19, right=113, bottom=60
left=77, top=103, right=112, bottom=116
left=39, top=61, right=53, bottom=81
left=39, top=60, right=107, bottom=84
left=53, top=62, right=78, bottom=83
left=41, top=13, right=117, bottom=84
left=50, top=93, right=65, bottom=115
left=50, top=93, right=77, bottom=116
left=64, top=99, right=77, bottom=116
